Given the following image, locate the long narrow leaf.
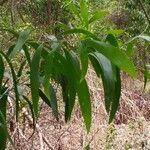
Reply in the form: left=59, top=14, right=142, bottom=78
left=84, top=39, right=136, bottom=77
left=109, top=67, right=121, bottom=123
left=0, top=55, right=4, bottom=91
left=80, top=0, right=89, bottom=28
left=30, top=45, right=42, bottom=119
left=0, top=52, right=20, bottom=121
left=89, top=52, right=115, bottom=113
left=77, top=79, right=91, bottom=133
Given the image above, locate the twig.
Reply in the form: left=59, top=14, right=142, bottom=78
left=22, top=108, right=53, bottom=150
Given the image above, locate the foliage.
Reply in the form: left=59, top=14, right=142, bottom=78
left=1, top=0, right=150, bottom=149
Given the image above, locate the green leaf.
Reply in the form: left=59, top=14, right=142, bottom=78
left=63, top=50, right=80, bottom=121
left=68, top=3, right=80, bottom=19
left=80, top=0, right=89, bottom=28
left=84, top=39, right=137, bottom=77
left=63, top=28, right=99, bottom=40
left=17, top=60, right=26, bottom=78
left=77, top=79, right=91, bottom=133
left=89, top=52, right=115, bottom=113
left=126, top=42, right=134, bottom=57
left=107, top=29, right=125, bottom=36
left=39, top=89, right=51, bottom=107
left=0, top=52, right=20, bottom=121
left=105, top=34, right=118, bottom=47
left=109, top=67, right=121, bottom=123
left=0, top=55, right=4, bottom=91
left=10, top=30, right=30, bottom=58
left=44, top=51, right=55, bottom=98
left=22, top=45, right=31, bottom=66
left=89, top=10, right=108, bottom=24
left=30, top=45, right=42, bottom=119
left=0, top=111, right=7, bottom=150
left=79, top=45, right=88, bottom=81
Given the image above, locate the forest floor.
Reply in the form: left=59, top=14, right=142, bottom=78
left=6, top=68, right=150, bottom=150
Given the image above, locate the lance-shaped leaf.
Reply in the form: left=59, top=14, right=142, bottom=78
left=63, top=50, right=80, bottom=121
left=109, top=66, right=121, bottom=123
left=79, top=44, right=89, bottom=82
left=0, top=111, right=7, bottom=150
left=77, top=79, right=91, bottom=133
left=0, top=52, right=20, bottom=121
left=0, top=86, right=8, bottom=150
left=30, top=45, right=42, bottom=119
left=43, top=51, right=55, bottom=98
left=89, top=52, right=115, bottom=113
left=0, top=55, right=4, bottom=91
left=80, top=0, right=89, bottom=28
left=105, top=34, right=121, bottom=122
left=84, top=39, right=136, bottom=77
left=10, top=30, right=30, bottom=58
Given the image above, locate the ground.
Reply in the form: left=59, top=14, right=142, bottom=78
left=6, top=68, right=150, bottom=150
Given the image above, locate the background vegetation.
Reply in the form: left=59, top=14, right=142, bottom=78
left=1, top=0, right=150, bottom=149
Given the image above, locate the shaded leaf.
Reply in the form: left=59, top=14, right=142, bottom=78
left=0, top=52, right=20, bottom=121
left=17, top=60, right=26, bottom=78
left=79, top=45, right=88, bottom=81
left=105, top=34, right=118, bottom=47
left=44, top=51, right=55, bottom=98
left=77, top=79, right=91, bottom=132
left=0, top=55, right=4, bottom=91
left=30, top=45, right=42, bottom=119
left=10, top=30, right=30, bottom=58
left=109, top=67, right=121, bottom=123
left=89, top=52, right=115, bottom=113
left=0, top=111, right=7, bottom=150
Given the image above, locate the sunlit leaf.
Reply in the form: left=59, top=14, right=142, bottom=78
left=80, top=0, right=89, bottom=28
left=89, top=10, right=108, bottom=24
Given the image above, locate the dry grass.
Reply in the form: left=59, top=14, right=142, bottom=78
left=6, top=67, right=150, bottom=150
